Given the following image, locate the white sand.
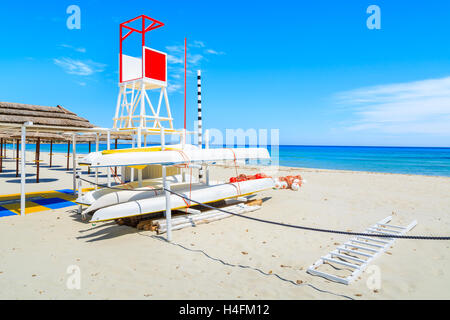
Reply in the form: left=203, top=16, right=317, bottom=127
left=0, top=149, right=449, bottom=299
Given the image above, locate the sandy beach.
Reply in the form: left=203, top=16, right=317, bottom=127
left=0, top=149, right=449, bottom=300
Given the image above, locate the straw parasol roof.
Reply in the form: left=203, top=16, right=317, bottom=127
left=0, top=130, right=132, bottom=144
left=59, top=133, right=133, bottom=144
left=72, top=133, right=133, bottom=142
left=0, top=102, right=95, bottom=129
left=0, top=102, right=134, bottom=143
left=0, top=131, right=66, bottom=143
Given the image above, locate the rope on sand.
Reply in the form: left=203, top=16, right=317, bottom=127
left=77, top=176, right=450, bottom=240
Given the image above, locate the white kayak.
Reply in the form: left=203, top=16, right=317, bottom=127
left=90, top=178, right=275, bottom=222
left=81, top=178, right=206, bottom=215
left=77, top=174, right=195, bottom=206
left=79, top=145, right=270, bottom=168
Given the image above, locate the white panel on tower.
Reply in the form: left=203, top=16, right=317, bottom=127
left=121, top=54, right=142, bottom=82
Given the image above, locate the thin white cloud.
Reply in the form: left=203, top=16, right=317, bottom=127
left=167, top=83, right=182, bottom=93
left=190, top=40, right=205, bottom=48
left=187, top=53, right=203, bottom=65
left=60, top=44, right=86, bottom=53
left=165, top=40, right=223, bottom=93
left=166, top=51, right=204, bottom=66
left=167, top=54, right=183, bottom=64
left=165, top=45, right=184, bottom=53
left=168, top=65, right=192, bottom=76
left=336, top=76, right=450, bottom=135
left=54, top=58, right=106, bottom=76
left=205, top=49, right=225, bottom=55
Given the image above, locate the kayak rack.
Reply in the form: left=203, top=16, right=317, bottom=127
left=307, top=216, right=417, bottom=285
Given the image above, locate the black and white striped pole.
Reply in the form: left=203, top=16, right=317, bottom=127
left=197, top=70, right=202, bottom=148
left=197, top=70, right=203, bottom=180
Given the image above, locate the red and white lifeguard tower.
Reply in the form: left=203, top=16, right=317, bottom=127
left=113, top=15, right=174, bottom=131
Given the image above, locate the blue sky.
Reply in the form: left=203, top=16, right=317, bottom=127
left=1, top=1, right=449, bottom=147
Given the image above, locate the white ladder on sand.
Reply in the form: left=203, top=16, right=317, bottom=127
left=307, top=216, right=417, bottom=285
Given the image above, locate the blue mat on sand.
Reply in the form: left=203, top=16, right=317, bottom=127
left=0, top=207, right=16, bottom=217
left=55, top=189, right=75, bottom=195
left=32, top=197, right=75, bottom=209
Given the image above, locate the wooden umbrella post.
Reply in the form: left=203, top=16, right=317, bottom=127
left=88, top=141, right=91, bottom=174
left=16, top=139, right=19, bottom=177
left=0, top=138, right=3, bottom=173
left=66, top=141, right=70, bottom=171
left=49, top=140, right=53, bottom=168
left=72, top=134, right=77, bottom=194
left=36, top=137, right=40, bottom=183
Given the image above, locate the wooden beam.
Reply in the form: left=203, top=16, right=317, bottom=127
left=88, top=141, right=91, bottom=174
left=36, top=137, right=40, bottom=183
left=66, top=141, right=70, bottom=170
left=15, top=139, right=19, bottom=177
left=49, top=140, right=53, bottom=168
left=0, top=138, right=3, bottom=173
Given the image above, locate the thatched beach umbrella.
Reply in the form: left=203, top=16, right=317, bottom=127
left=4, top=131, right=66, bottom=182
left=0, top=135, right=11, bottom=160
left=0, top=133, right=13, bottom=172
left=62, top=132, right=132, bottom=173
left=0, top=102, right=95, bottom=129
left=0, top=133, right=8, bottom=173
left=0, top=101, right=104, bottom=214
left=0, top=102, right=96, bottom=185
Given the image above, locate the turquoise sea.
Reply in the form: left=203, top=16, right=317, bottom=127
left=3, top=143, right=450, bottom=177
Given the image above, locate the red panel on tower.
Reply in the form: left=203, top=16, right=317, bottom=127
left=144, top=48, right=166, bottom=82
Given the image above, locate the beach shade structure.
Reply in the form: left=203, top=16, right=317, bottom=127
left=0, top=102, right=95, bottom=129
left=1, top=130, right=70, bottom=171
left=72, top=133, right=133, bottom=174
left=0, top=136, right=12, bottom=161
left=68, top=132, right=133, bottom=144
left=0, top=135, right=17, bottom=171
left=0, top=133, right=12, bottom=173
left=0, top=134, right=7, bottom=173
left=61, top=132, right=132, bottom=172
left=0, top=101, right=104, bottom=216
left=3, top=130, right=67, bottom=183
left=0, top=101, right=96, bottom=178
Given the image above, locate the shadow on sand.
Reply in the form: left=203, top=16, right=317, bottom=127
left=69, top=211, right=138, bottom=242
left=5, top=178, right=58, bottom=183
left=48, top=167, right=72, bottom=172
left=1, top=173, right=35, bottom=178
left=77, top=224, right=139, bottom=242
left=39, top=165, right=62, bottom=169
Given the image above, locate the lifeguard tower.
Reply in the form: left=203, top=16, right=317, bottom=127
left=113, top=15, right=175, bottom=134
left=112, top=15, right=190, bottom=183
